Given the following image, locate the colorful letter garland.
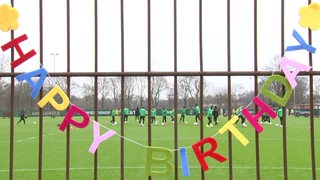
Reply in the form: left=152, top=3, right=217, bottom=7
left=0, top=2, right=317, bottom=177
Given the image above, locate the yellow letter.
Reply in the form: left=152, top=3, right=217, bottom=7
left=37, top=85, right=70, bottom=111
left=218, top=116, right=249, bottom=146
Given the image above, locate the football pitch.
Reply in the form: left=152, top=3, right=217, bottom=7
left=0, top=115, right=319, bottom=180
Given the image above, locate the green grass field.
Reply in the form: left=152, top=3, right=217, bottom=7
left=0, top=115, right=319, bottom=180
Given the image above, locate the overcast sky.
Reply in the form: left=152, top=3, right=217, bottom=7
left=0, top=0, right=319, bottom=92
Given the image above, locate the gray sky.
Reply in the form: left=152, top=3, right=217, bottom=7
left=0, top=0, right=319, bottom=92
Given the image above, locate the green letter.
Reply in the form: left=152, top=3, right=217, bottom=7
left=145, top=146, right=173, bottom=177
left=260, top=74, right=292, bottom=107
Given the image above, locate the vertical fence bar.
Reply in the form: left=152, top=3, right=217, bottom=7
left=173, top=0, right=178, bottom=179
left=253, top=0, right=260, bottom=179
left=307, top=0, right=316, bottom=178
left=93, top=0, right=99, bottom=179
left=65, top=1, right=71, bottom=179
left=38, top=0, right=44, bottom=179
left=280, top=1, right=288, bottom=179
left=147, top=0, right=152, bottom=179
left=198, top=0, right=204, bottom=179
left=9, top=1, right=15, bottom=179
left=226, top=0, right=233, bottom=179
left=120, top=0, right=125, bottom=179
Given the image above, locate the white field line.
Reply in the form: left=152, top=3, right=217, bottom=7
left=0, top=166, right=319, bottom=172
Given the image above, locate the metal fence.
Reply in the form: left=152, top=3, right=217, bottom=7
left=1, top=0, right=319, bottom=180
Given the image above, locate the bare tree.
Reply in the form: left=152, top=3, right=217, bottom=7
left=98, top=77, right=111, bottom=109
left=212, top=87, right=228, bottom=107
left=124, top=77, right=136, bottom=108
left=178, top=77, right=191, bottom=107
left=314, top=77, right=320, bottom=102
left=110, top=77, right=121, bottom=107
left=0, top=53, right=10, bottom=97
left=151, top=76, right=168, bottom=108
left=81, top=78, right=95, bottom=109
left=188, top=76, right=208, bottom=105
left=166, top=87, right=174, bottom=108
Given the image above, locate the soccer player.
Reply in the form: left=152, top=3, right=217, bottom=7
left=151, top=106, right=156, bottom=124
left=206, top=106, right=213, bottom=127
left=161, top=107, right=167, bottom=126
left=235, top=106, right=247, bottom=127
left=277, top=107, right=283, bottom=127
left=170, top=108, right=175, bottom=123
left=139, top=107, right=147, bottom=126
left=17, top=109, right=26, bottom=125
left=135, top=107, right=140, bottom=121
left=110, top=108, right=116, bottom=125
left=194, top=104, right=200, bottom=125
left=261, top=112, right=271, bottom=124
left=213, top=106, right=219, bottom=125
left=124, top=107, right=129, bottom=123
left=179, top=106, right=187, bottom=123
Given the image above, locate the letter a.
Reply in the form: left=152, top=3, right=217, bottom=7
left=15, top=68, right=48, bottom=99
left=280, top=57, right=311, bottom=89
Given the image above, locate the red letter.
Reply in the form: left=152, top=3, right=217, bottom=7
left=192, top=137, right=227, bottom=171
left=1, top=34, right=36, bottom=69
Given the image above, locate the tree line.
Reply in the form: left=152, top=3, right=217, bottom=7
left=0, top=74, right=316, bottom=115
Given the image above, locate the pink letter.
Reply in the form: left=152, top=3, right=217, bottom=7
left=242, top=97, right=277, bottom=133
left=1, top=34, right=36, bottom=69
left=59, top=104, right=90, bottom=131
left=192, top=137, right=227, bottom=171
left=88, top=121, right=117, bottom=154
left=280, top=57, right=311, bottom=89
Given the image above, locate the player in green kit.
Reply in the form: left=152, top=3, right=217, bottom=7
left=110, top=108, right=116, bottom=125
left=161, top=108, right=167, bottom=126
left=124, top=107, right=129, bottom=124
left=277, top=107, right=283, bottom=127
left=194, top=104, right=200, bottom=125
left=179, top=106, right=187, bottom=123
left=206, top=105, right=213, bottom=127
left=139, top=107, right=147, bottom=126
left=170, top=108, right=175, bottom=123
left=151, top=107, right=157, bottom=125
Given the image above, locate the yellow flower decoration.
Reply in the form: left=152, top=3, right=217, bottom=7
left=0, top=4, right=19, bottom=32
left=299, top=2, right=320, bottom=30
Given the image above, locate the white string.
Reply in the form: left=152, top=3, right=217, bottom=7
left=32, top=55, right=286, bottom=152
left=90, top=118, right=221, bottom=152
